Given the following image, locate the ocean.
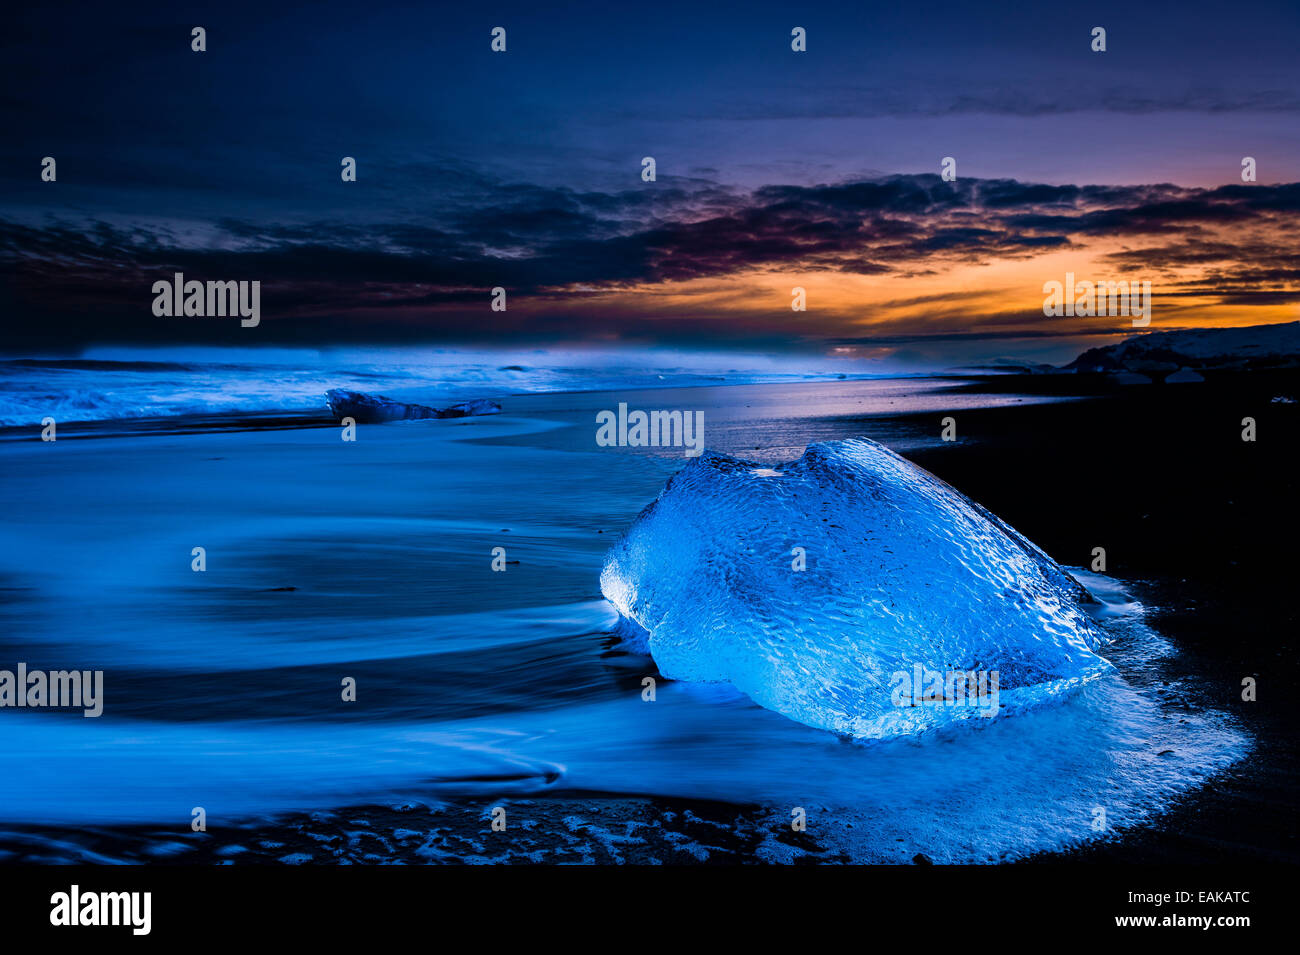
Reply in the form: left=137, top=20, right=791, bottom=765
left=0, top=349, right=1249, bottom=863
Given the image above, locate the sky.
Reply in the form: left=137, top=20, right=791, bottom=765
left=2, top=0, right=1299, bottom=368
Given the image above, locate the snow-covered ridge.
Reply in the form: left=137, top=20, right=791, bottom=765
left=1066, top=321, right=1300, bottom=373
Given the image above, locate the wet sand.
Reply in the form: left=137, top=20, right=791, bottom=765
left=0, top=371, right=1294, bottom=864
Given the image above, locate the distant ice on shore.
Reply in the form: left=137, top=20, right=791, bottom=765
left=324, top=389, right=501, bottom=422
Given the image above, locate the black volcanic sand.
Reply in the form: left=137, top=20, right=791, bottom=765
left=1, top=370, right=1295, bottom=864
left=0, top=796, right=845, bottom=865
left=908, top=369, right=1299, bottom=864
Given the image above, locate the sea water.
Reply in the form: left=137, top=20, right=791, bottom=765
left=0, top=352, right=1246, bottom=862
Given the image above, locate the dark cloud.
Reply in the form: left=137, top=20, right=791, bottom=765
left=3, top=173, right=1298, bottom=347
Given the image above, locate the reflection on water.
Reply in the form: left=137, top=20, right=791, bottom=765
left=0, top=377, right=1245, bottom=861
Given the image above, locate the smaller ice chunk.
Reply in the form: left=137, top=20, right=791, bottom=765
left=600, top=438, right=1111, bottom=738
left=325, top=389, right=501, bottom=423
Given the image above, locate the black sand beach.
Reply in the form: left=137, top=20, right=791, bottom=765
left=912, top=371, right=1298, bottom=863
left=1, top=370, right=1294, bottom=864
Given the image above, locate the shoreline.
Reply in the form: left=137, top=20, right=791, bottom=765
left=0, top=371, right=1294, bottom=864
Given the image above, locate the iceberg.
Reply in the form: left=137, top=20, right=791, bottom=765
left=324, top=389, right=501, bottom=423
left=600, top=438, right=1111, bottom=739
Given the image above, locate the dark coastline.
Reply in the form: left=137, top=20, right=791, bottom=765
left=909, top=370, right=1298, bottom=863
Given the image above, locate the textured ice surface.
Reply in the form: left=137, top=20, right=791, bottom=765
left=601, top=437, right=1112, bottom=738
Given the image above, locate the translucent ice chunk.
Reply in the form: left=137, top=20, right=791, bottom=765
left=600, top=438, right=1111, bottom=738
